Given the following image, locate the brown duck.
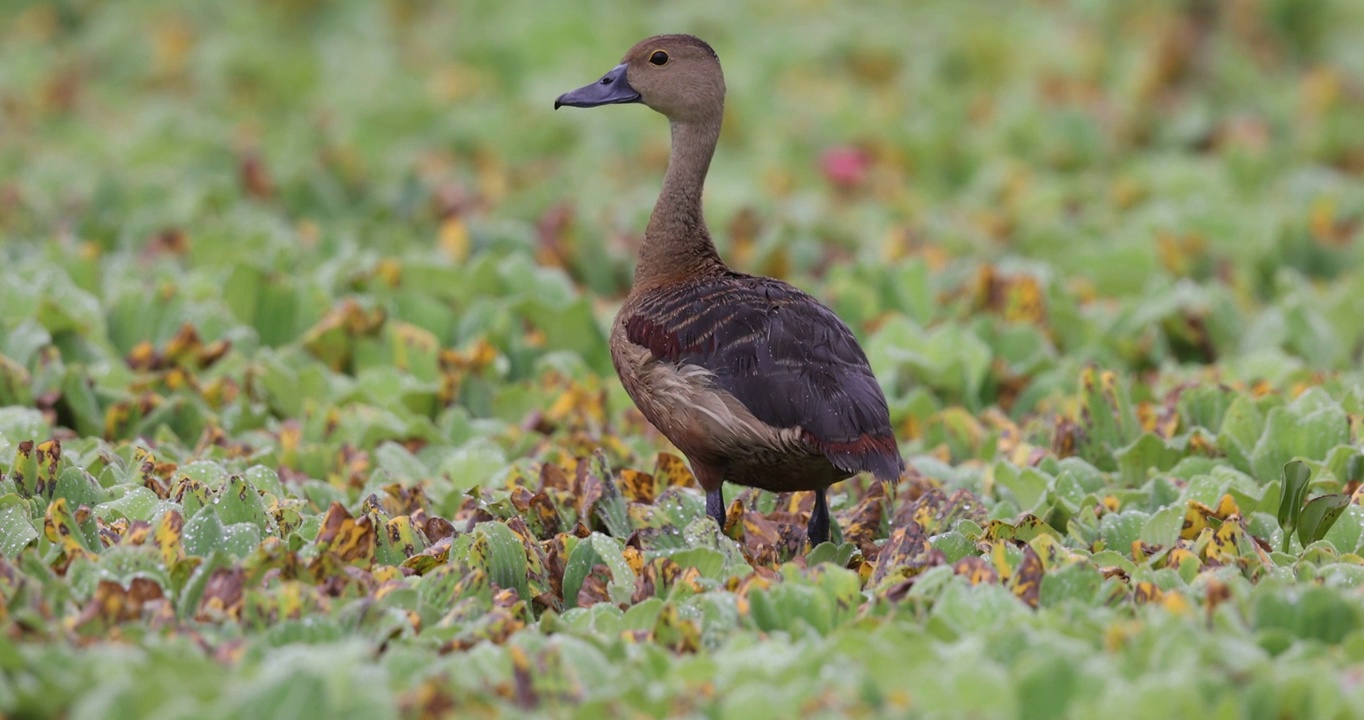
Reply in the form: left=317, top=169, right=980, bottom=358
left=556, top=34, right=903, bottom=545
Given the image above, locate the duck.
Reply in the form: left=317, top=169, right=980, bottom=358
left=555, top=34, right=903, bottom=546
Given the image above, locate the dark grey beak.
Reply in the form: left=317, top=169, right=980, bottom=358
left=554, top=64, right=640, bottom=109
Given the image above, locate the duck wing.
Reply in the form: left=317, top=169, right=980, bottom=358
left=623, top=273, right=904, bottom=480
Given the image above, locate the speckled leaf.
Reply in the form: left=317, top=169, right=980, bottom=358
left=617, top=469, right=655, bottom=504
left=153, top=509, right=185, bottom=566
left=953, top=556, right=999, bottom=586
left=11, top=439, right=62, bottom=499
left=652, top=453, right=695, bottom=489
left=1010, top=544, right=1044, bottom=607
left=376, top=515, right=427, bottom=566
left=402, top=535, right=452, bottom=575
left=313, top=502, right=376, bottom=569
left=173, top=475, right=213, bottom=519
left=73, top=577, right=167, bottom=634
left=509, top=486, right=563, bottom=540
left=985, top=514, right=1060, bottom=543
left=651, top=601, right=701, bottom=652
left=43, top=496, right=95, bottom=569
left=196, top=566, right=246, bottom=621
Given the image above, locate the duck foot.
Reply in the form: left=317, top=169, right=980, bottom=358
left=806, top=488, right=830, bottom=546
left=706, top=486, right=726, bottom=533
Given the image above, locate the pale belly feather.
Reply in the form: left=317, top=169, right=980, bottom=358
left=608, top=318, right=835, bottom=491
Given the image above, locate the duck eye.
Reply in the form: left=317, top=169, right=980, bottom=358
left=649, top=50, right=669, bottom=66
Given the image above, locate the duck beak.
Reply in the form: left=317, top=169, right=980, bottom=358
left=555, top=64, right=640, bottom=109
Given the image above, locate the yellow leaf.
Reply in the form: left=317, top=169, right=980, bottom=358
left=1207, top=519, right=1244, bottom=564
left=652, top=453, right=695, bottom=488
left=1027, top=533, right=1067, bottom=570
left=1011, top=545, right=1043, bottom=607
left=1181, top=500, right=1216, bottom=540
left=375, top=258, right=402, bottom=287
left=1165, top=546, right=1199, bottom=572
left=1301, top=66, right=1341, bottom=115
left=313, top=502, right=376, bottom=569
left=153, top=510, right=184, bottom=566
left=990, top=541, right=1013, bottom=582
left=372, top=566, right=404, bottom=584
left=438, top=218, right=469, bottom=261
left=1161, top=590, right=1191, bottom=615
left=617, top=469, right=655, bottom=504
left=952, top=556, right=999, bottom=586
left=1214, top=494, right=1240, bottom=519
left=1132, top=582, right=1163, bottom=604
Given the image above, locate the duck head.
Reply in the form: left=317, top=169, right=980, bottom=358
left=555, top=34, right=725, bottom=123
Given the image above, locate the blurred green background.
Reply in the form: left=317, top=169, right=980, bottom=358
left=5, top=0, right=1364, bottom=422
left=4, top=0, right=1364, bottom=380
left=5, top=0, right=1364, bottom=717
left=4, top=0, right=1361, bottom=285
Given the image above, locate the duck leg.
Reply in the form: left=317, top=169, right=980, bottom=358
left=806, top=488, right=830, bottom=546
left=706, top=486, right=726, bottom=533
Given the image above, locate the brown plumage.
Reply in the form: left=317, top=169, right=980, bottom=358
left=556, top=34, right=903, bottom=545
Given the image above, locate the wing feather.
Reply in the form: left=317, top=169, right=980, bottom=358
left=624, top=273, right=903, bottom=480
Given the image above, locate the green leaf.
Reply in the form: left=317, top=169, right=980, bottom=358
left=994, top=463, right=1050, bottom=512
left=0, top=494, right=38, bottom=556
left=1114, top=433, right=1185, bottom=486
left=1252, top=389, right=1348, bottom=482
left=1277, top=460, right=1312, bottom=534
left=1177, top=384, right=1236, bottom=431
left=1037, top=563, right=1102, bottom=607
left=52, top=467, right=110, bottom=511
left=1099, top=510, right=1149, bottom=555
left=665, top=547, right=726, bottom=579
left=1140, top=505, right=1185, bottom=548
left=438, top=438, right=507, bottom=491
left=94, top=486, right=161, bottom=522
left=562, top=533, right=635, bottom=607
left=1253, top=585, right=1361, bottom=644
left=931, top=531, right=976, bottom=563
left=473, top=521, right=530, bottom=601
left=561, top=534, right=604, bottom=606
left=1076, top=368, right=1140, bottom=470
left=1219, top=394, right=1267, bottom=475
left=183, top=506, right=227, bottom=558
left=1297, top=494, right=1350, bottom=548
left=1322, top=505, right=1364, bottom=555
left=587, top=449, right=630, bottom=538
left=0, top=354, right=33, bottom=408
left=805, top=542, right=858, bottom=567
left=215, top=475, right=274, bottom=532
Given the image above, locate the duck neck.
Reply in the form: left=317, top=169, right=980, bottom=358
left=635, top=115, right=726, bottom=290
